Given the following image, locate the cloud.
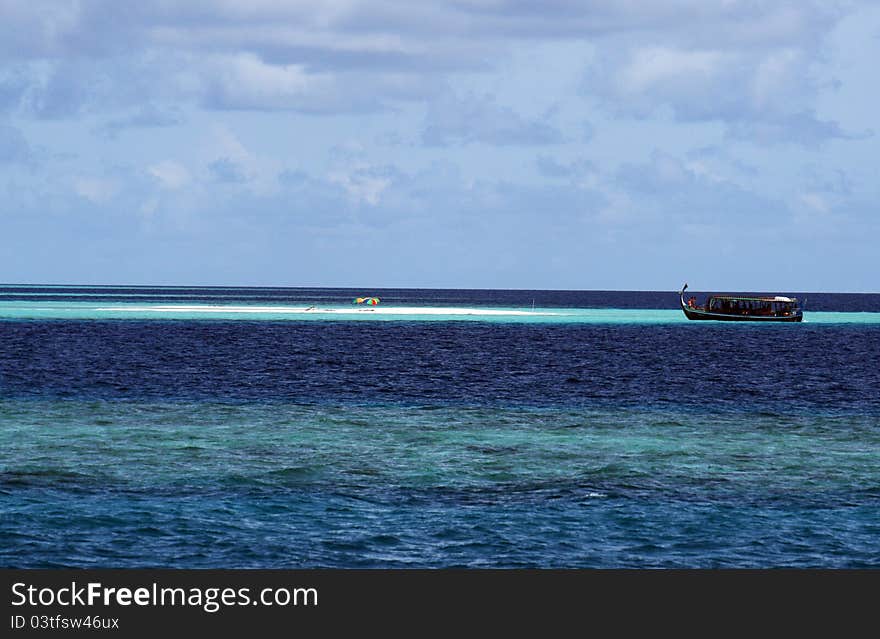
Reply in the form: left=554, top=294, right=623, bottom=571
left=422, top=93, right=564, bottom=146
left=611, top=149, right=791, bottom=233
left=725, top=112, right=867, bottom=147
left=617, top=47, right=728, bottom=97
left=25, top=62, right=94, bottom=119
left=278, top=169, right=309, bottom=187
left=536, top=155, right=597, bottom=180
left=579, top=3, right=854, bottom=145
left=1, top=1, right=876, bottom=292
left=0, top=0, right=860, bottom=139
left=0, top=123, right=30, bottom=164
left=684, top=145, right=760, bottom=180
left=4, top=131, right=875, bottom=290
left=73, top=176, right=117, bottom=203
left=799, top=165, right=852, bottom=196
left=202, top=127, right=284, bottom=195
left=208, top=158, right=248, bottom=184
left=327, top=164, right=396, bottom=206
left=198, top=52, right=343, bottom=112
left=0, top=0, right=81, bottom=60
left=616, top=150, right=698, bottom=194
left=0, top=68, right=32, bottom=113
left=149, top=160, right=190, bottom=189
left=589, top=45, right=784, bottom=120
left=98, top=104, right=183, bottom=138
left=798, top=192, right=830, bottom=214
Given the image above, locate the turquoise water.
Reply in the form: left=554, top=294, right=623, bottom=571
left=4, top=399, right=878, bottom=568
left=4, top=400, right=876, bottom=494
left=1, top=300, right=879, bottom=324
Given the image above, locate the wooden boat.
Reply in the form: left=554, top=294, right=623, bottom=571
left=680, top=283, right=803, bottom=322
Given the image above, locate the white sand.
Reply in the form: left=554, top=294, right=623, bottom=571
left=96, top=305, right=558, bottom=316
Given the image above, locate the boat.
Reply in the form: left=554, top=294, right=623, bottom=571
left=679, top=283, right=803, bottom=322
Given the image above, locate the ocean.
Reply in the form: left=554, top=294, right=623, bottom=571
left=1, top=286, right=878, bottom=568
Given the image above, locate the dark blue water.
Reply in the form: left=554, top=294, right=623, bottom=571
left=3, top=320, right=879, bottom=414
left=1, top=287, right=879, bottom=568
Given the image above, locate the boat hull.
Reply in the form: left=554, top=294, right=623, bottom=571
left=681, top=306, right=803, bottom=322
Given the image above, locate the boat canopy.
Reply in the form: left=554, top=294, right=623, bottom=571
left=707, top=295, right=797, bottom=303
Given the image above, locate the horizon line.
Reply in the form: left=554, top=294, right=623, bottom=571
left=0, top=282, right=877, bottom=295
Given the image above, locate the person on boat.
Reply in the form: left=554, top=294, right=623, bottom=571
left=687, top=296, right=697, bottom=309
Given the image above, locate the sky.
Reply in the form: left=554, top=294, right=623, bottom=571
left=1, top=1, right=878, bottom=292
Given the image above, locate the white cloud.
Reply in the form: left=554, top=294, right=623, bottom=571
left=202, top=127, right=286, bottom=195
left=422, top=92, right=563, bottom=146
left=799, top=192, right=829, bottom=214
left=576, top=3, right=854, bottom=145
left=149, top=160, right=190, bottom=189
left=617, top=47, right=727, bottom=95
left=73, top=177, right=117, bottom=203
left=328, top=164, right=392, bottom=206
left=725, top=113, right=854, bottom=147
left=199, top=53, right=335, bottom=111
left=751, top=48, right=803, bottom=111
left=98, top=104, right=183, bottom=138
left=0, top=0, right=858, bottom=139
